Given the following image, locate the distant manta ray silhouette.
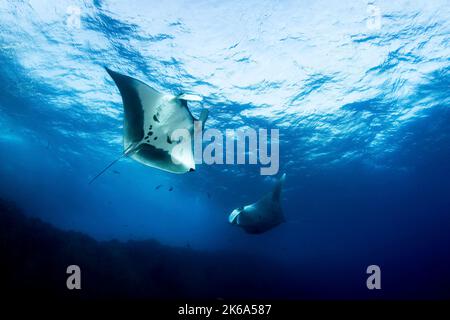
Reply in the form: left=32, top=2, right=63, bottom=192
left=229, top=173, right=286, bottom=234
left=89, top=68, right=209, bottom=184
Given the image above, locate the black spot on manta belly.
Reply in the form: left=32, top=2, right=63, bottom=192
left=167, top=136, right=172, bottom=144
left=153, top=114, right=160, bottom=122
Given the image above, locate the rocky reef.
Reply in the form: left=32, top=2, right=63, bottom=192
left=0, top=198, right=299, bottom=300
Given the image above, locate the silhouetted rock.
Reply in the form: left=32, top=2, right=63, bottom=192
left=0, top=198, right=294, bottom=300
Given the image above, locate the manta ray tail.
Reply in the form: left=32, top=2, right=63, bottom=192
left=88, top=156, right=125, bottom=185
left=272, top=173, right=286, bottom=201
left=88, top=144, right=138, bottom=185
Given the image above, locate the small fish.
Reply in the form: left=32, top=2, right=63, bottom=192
left=113, top=170, right=120, bottom=174
left=207, top=192, right=211, bottom=199
left=169, top=186, right=173, bottom=191
left=155, top=184, right=162, bottom=190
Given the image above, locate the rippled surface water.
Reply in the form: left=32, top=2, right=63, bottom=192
left=0, top=0, right=449, bottom=297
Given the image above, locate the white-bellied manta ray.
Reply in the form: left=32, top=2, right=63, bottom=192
left=89, top=68, right=209, bottom=184
left=229, top=173, right=286, bottom=234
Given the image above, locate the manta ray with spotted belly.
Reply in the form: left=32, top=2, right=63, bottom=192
left=229, top=173, right=286, bottom=234
left=89, top=68, right=208, bottom=184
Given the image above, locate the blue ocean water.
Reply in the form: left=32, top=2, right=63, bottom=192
left=0, top=0, right=449, bottom=298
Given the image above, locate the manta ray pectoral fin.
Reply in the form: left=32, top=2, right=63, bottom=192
left=272, top=173, right=286, bottom=201
left=105, top=67, right=163, bottom=148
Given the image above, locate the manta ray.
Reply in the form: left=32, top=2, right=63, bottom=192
left=89, top=68, right=208, bottom=184
left=229, top=173, right=286, bottom=234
